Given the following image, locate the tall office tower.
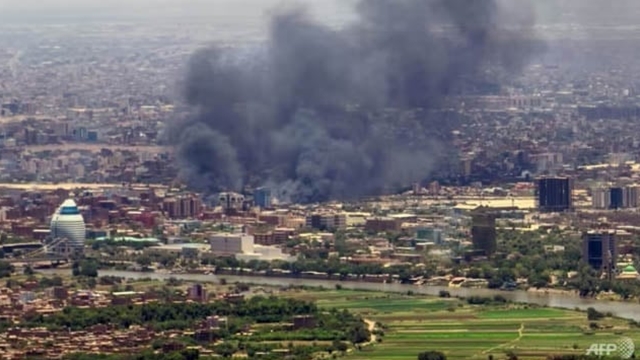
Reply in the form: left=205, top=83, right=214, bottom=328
left=50, top=199, right=86, bottom=256
left=470, top=207, right=497, bottom=256
left=537, top=177, right=572, bottom=213
left=609, top=187, right=624, bottom=209
left=176, top=195, right=202, bottom=219
left=218, top=192, right=245, bottom=215
left=582, top=230, right=617, bottom=276
left=254, top=187, right=272, bottom=208
left=623, top=186, right=640, bottom=208
left=592, top=188, right=610, bottom=209
left=412, top=182, right=421, bottom=196
left=592, top=186, right=639, bottom=209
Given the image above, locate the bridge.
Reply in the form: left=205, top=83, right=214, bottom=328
left=6, top=255, right=70, bottom=265
left=6, top=238, right=77, bottom=264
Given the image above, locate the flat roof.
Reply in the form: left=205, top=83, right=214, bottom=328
left=388, top=214, right=417, bottom=219
left=95, top=236, right=161, bottom=243
left=159, top=243, right=209, bottom=250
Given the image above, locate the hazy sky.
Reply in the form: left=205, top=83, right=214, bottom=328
left=1, top=0, right=640, bottom=26
left=0, top=0, right=355, bottom=21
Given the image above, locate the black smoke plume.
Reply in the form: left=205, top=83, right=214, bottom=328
left=170, top=0, right=540, bottom=204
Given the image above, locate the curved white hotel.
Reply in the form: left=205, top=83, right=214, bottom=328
left=50, top=199, right=86, bottom=254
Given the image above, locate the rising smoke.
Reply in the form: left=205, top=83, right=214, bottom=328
left=170, top=0, right=540, bottom=204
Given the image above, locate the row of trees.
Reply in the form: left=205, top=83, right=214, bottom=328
left=24, top=295, right=370, bottom=344
left=89, top=224, right=640, bottom=298
left=49, top=297, right=369, bottom=360
left=27, top=296, right=317, bottom=331
left=63, top=349, right=199, bottom=360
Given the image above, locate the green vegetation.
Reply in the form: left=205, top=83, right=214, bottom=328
left=0, top=260, right=14, bottom=278
left=72, top=260, right=98, bottom=277
left=90, top=239, right=159, bottom=251
left=278, top=288, right=640, bottom=360
left=62, top=349, right=199, bottom=360
left=83, top=224, right=640, bottom=301
left=27, top=296, right=315, bottom=330
left=24, top=295, right=370, bottom=359
left=418, top=351, right=447, bottom=360
left=192, top=227, right=640, bottom=300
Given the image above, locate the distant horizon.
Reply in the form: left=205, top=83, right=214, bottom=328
left=2, top=0, right=640, bottom=27
left=0, top=0, right=355, bottom=25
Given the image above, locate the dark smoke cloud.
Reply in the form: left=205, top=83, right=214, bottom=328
left=170, top=0, right=541, bottom=204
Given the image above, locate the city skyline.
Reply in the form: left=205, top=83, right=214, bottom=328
left=2, top=0, right=640, bottom=359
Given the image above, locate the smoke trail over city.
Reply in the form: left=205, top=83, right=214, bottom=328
left=170, top=0, right=540, bottom=204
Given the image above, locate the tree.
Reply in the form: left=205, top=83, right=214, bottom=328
left=332, top=340, right=348, bottom=353
left=86, top=277, right=97, bottom=289
left=505, top=350, right=518, bottom=360
left=23, top=266, right=34, bottom=276
left=73, top=260, right=98, bottom=278
left=136, top=255, right=152, bottom=268
left=0, top=261, right=13, bottom=278
left=79, top=260, right=98, bottom=277
left=349, top=323, right=371, bottom=344
left=418, top=351, right=447, bottom=360
left=586, top=307, right=604, bottom=321
left=180, top=348, right=199, bottom=360
left=72, top=261, right=81, bottom=277
left=235, top=283, right=250, bottom=293
left=215, top=342, right=236, bottom=358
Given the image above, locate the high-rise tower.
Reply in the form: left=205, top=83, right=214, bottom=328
left=50, top=199, right=86, bottom=256
left=536, top=177, right=572, bottom=213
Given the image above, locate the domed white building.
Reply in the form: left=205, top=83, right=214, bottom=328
left=50, top=199, right=86, bottom=255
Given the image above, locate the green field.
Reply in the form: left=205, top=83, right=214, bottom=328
left=281, top=288, right=640, bottom=360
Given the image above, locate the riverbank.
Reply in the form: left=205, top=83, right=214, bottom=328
left=164, top=268, right=620, bottom=301
left=283, top=288, right=640, bottom=360
left=526, top=287, right=578, bottom=296
left=38, top=268, right=640, bottom=321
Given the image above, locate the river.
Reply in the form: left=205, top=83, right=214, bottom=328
left=40, top=269, right=640, bottom=321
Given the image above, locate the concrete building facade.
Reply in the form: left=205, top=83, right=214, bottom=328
left=209, top=233, right=254, bottom=255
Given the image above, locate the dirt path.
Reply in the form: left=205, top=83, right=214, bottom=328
left=483, top=323, right=525, bottom=354
left=364, top=319, right=377, bottom=345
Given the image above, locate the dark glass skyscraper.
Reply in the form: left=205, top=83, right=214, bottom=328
left=470, top=207, right=497, bottom=256
left=537, top=177, right=572, bottom=213
left=254, top=187, right=272, bottom=209
left=582, top=231, right=617, bottom=277
left=609, top=187, right=624, bottom=209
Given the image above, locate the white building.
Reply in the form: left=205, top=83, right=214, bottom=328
left=210, top=233, right=254, bottom=255
left=210, top=233, right=297, bottom=262
left=50, top=199, right=86, bottom=255
left=236, top=245, right=297, bottom=263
